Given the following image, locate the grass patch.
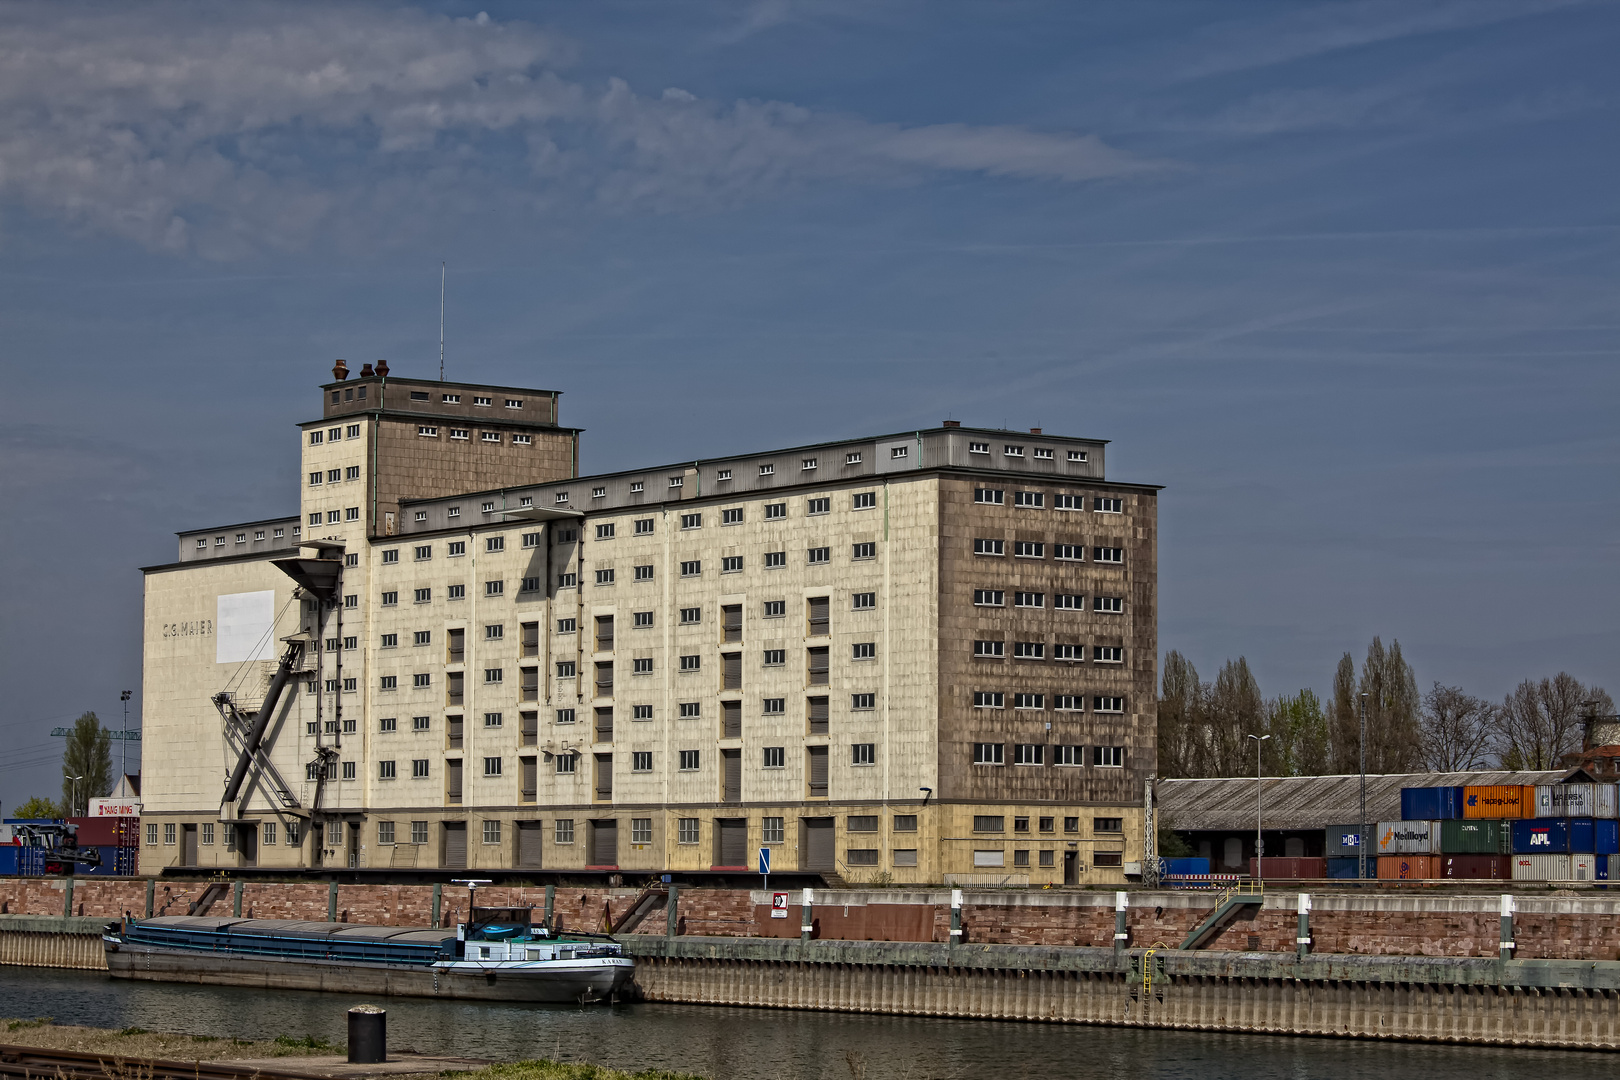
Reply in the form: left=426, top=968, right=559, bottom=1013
left=118, top=1028, right=150, bottom=1037
left=0, top=1020, right=339, bottom=1061
left=6, top=1018, right=52, bottom=1031
left=446, top=1060, right=706, bottom=1080
left=274, top=1035, right=339, bottom=1052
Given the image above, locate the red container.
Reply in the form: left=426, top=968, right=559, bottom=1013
left=1377, top=855, right=1435, bottom=879
left=68, top=817, right=124, bottom=846
left=1438, top=854, right=1510, bottom=880
left=1249, top=857, right=1327, bottom=879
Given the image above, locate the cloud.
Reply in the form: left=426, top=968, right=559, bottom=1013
left=0, top=2, right=1163, bottom=258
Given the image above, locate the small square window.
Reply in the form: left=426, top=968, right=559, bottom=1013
left=846, top=452, right=863, bottom=465
left=764, top=503, right=786, bottom=520
left=716, top=469, right=733, bottom=481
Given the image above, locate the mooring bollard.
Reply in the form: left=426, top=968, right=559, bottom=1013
left=800, top=887, right=814, bottom=943
left=348, top=1004, right=386, bottom=1064
left=949, top=889, right=963, bottom=949
left=1499, top=894, right=1515, bottom=962
left=1296, top=893, right=1312, bottom=960
left=1113, top=891, right=1129, bottom=963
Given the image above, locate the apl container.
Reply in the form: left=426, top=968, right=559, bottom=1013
left=1326, top=857, right=1369, bottom=878
left=1440, top=819, right=1509, bottom=854
left=1376, top=820, right=1440, bottom=854
left=1377, top=855, right=1434, bottom=879
left=1401, top=787, right=1465, bottom=821
left=1325, top=825, right=1367, bottom=857
left=1438, top=854, right=1510, bottom=879
left=1535, top=784, right=1619, bottom=819
left=1512, top=853, right=1572, bottom=880
left=1250, top=857, right=1326, bottom=879
left=1464, top=785, right=1528, bottom=819
left=1512, top=818, right=1596, bottom=854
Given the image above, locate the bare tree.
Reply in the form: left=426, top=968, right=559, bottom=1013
left=1359, top=637, right=1422, bottom=772
left=1499, top=673, right=1610, bottom=769
left=1208, top=657, right=1264, bottom=777
left=1420, top=683, right=1495, bottom=771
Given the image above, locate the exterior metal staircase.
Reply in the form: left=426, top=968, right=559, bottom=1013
left=1178, top=881, right=1265, bottom=950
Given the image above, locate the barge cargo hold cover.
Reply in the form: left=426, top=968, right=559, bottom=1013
left=103, top=909, right=633, bottom=1003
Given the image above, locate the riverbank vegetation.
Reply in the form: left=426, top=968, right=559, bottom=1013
left=0, top=1018, right=338, bottom=1061
left=448, top=1061, right=705, bottom=1080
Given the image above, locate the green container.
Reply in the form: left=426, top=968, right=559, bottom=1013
left=1441, top=819, right=1508, bottom=854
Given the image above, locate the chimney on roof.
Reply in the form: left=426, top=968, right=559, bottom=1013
left=359, top=363, right=375, bottom=377
left=943, top=420, right=960, bottom=428
left=1029, top=427, right=1042, bottom=435
left=332, top=359, right=349, bottom=381
left=376, top=359, right=389, bottom=377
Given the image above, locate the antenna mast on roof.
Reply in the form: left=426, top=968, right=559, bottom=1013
left=439, top=262, right=446, bottom=382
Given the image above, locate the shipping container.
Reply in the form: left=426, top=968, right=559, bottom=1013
left=1377, top=855, right=1434, bottom=879
left=1571, top=854, right=1599, bottom=881
left=1534, top=784, right=1619, bottom=819
left=1325, top=825, right=1368, bottom=857
left=1512, top=853, right=1571, bottom=880
left=1161, top=857, right=1211, bottom=876
left=1512, top=818, right=1597, bottom=854
left=1326, top=857, right=1371, bottom=879
left=1463, top=785, right=1528, bottom=819
left=1376, top=820, right=1440, bottom=854
left=1402, top=787, right=1465, bottom=821
left=1439, top=819, right=1509, bottom=854
left=68, top=816, right=125, bottom=847
left=1599, top=855, right=1612, bottom=881
left=1597, top=820, right=1620, bottom=856
left=1250, top=857, right=1327, bottom=879
left=1438, top=854, right=1510, bottom=879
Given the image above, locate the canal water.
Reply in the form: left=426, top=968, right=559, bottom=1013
left=0, top=967, right=1610, bottom=1080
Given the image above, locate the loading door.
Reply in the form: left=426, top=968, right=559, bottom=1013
left=181, top=824, right=198, bottom=867
left=443, top=822, right=467, bottom=868
left=591, top=819, right=618, bottom=867
left=517, top=821, right=544, bottom=868
left=716, top=818, right=748, bottom=868
left=722, top=749, right=742, bottom=803
left=801, top=817, right=835, bottom=871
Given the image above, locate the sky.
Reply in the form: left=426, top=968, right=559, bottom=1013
left=1, top=0, right=1617, bottom=805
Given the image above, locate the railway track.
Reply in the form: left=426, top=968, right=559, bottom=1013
left=0, top=1044, right=332, bottom=1080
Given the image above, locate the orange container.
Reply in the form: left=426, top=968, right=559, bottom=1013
left=1377, top=855, right=1435, bottom=880
left=1462, top=785, right=1528, bottom=819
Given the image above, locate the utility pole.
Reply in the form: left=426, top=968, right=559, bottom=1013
left=120, top=690, right=132, bottom=780
left=1358, top=692, right=1369, bottom=881
left=1248, top=734, right=1270, bottom=878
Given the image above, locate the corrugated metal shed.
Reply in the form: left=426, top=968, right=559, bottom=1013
left=1158, top=771, right=1567, bottom=832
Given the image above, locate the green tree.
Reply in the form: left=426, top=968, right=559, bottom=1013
left=1359, top=637, right=1421, bottom=772
left=1208, top=657, right=1264, bottom=777
left=1157, top=651, right=1204, bottom=778
left=1327, top=652, right=1358, bottom=773
left=12, top=795, right=64, bottom=819
left=61, top=711, right=113, bottom=817
left=1266, top=689, right=1330, bottom=776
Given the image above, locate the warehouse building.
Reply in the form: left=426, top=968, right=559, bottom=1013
left=138, top=363, right=1161, bottom=884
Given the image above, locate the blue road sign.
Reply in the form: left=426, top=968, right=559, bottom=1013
left=759, top=847, right=771, bottom=875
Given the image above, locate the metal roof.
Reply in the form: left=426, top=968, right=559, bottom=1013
left=1157, top=770, right=1569, bottom=831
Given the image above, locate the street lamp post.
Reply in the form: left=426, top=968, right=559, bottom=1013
left=1247, top=734, right=1271, bottom=879
left=120, top=690, right=133, bottom=782
left=66, top=774, right=84, bottom=818
left=1358, top=692, right=1370, bottom=881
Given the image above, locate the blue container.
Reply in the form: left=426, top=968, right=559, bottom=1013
left=1326, top=857, right=1370, bottom=878
left=1401, top=787, right=1465, bottom=821
left=76, top=845, right=124, bottom=876
left=1596, top=820, right=1619, bottom=856
left=1599, top=855, right=1613, bottom=881
left=1161, top=857, right=1211, bottom=876
left=0, top=847, right=15, bottom=876
left=1325, top=825, right=1367, bottom=856
left=1512, top=818, right=1597, bottom=854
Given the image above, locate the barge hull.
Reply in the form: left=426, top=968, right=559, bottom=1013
left=106, top=945, right=630, bottom=1003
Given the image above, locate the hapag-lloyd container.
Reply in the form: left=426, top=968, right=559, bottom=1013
left=1534, top=784, right=1619, bottom=819
left=1511, top=818, right=1596, bottom=854
left=1438, top=854, right=1510, bottom=879
left=1512, top=853, right=1572, bottom=880
left=1376, top=820, right=1440, bottom=854
left=1463, top=785, right=1528, bottom=819
left=1377, top=855, right=1434, bottom=879
left=1440, top=819, right=1509, bottom=854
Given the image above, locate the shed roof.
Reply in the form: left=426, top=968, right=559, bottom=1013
left=1157, top=771, right=1569, bottom=832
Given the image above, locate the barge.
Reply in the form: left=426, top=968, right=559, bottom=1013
left=103, top=906, right=634, bottom=1003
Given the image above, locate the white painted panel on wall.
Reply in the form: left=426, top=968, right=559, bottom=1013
left=217, top=590, right=275, bottom=664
